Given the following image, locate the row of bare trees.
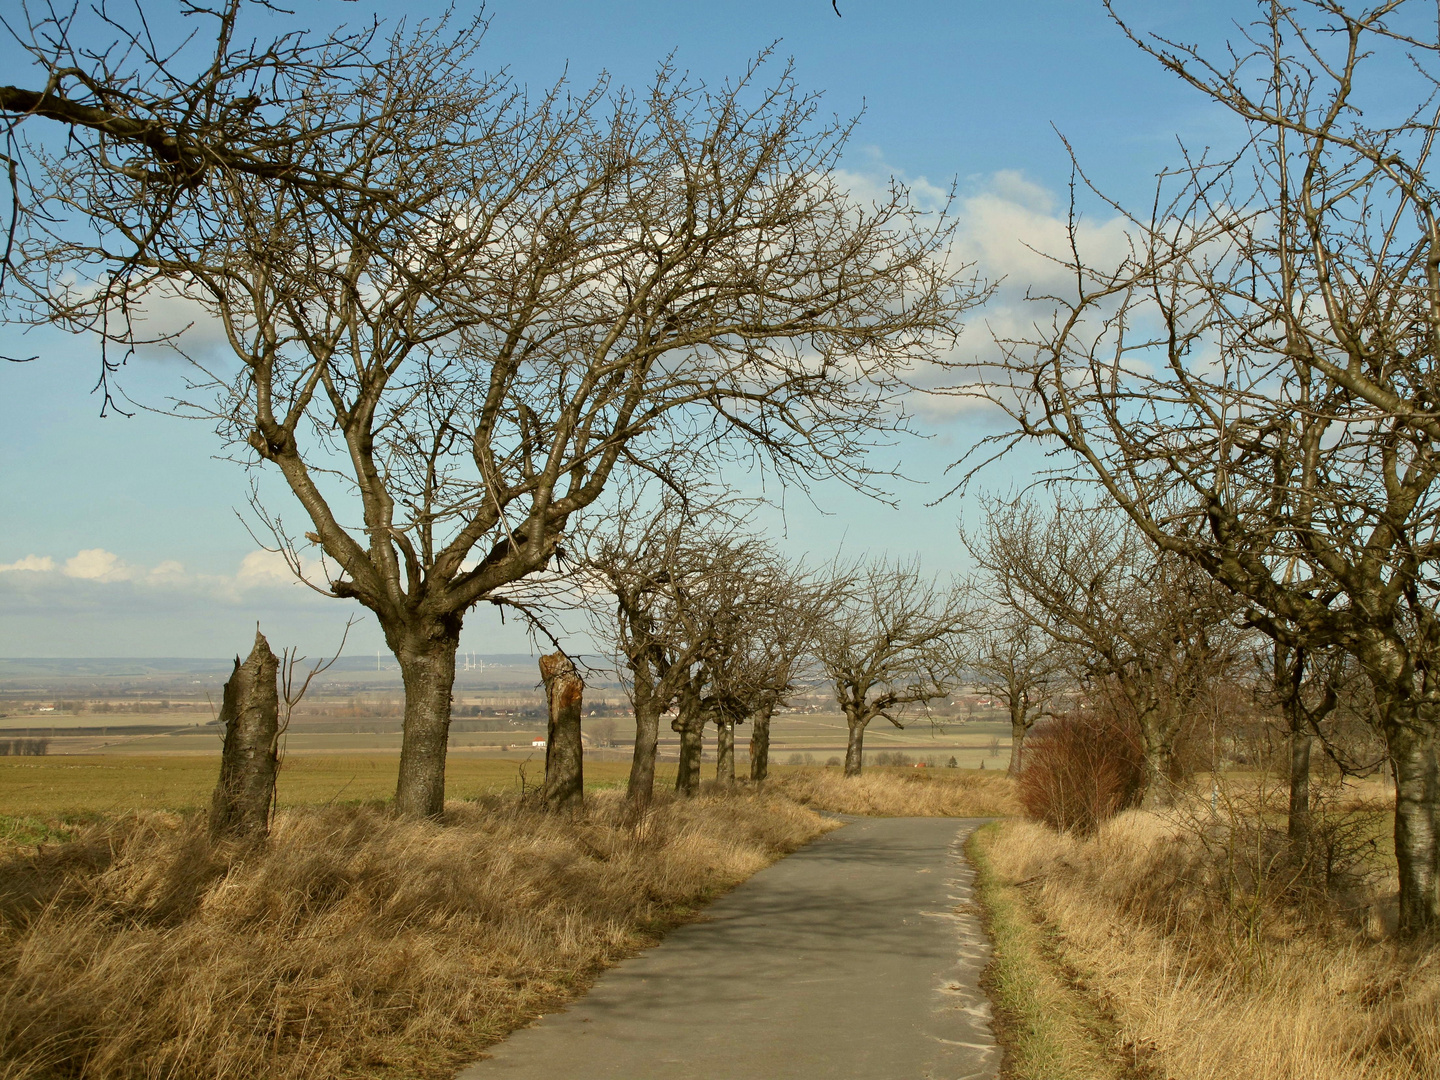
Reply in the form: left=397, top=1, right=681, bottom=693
left=943, top=0, right=1440, bottom=934
left=964, top=499, right=1247, bottom=799
left=1, top=0, right=982, bottom=828
left=576, top=495, right=972, bottom=802
left=2, top=2, right=984, bottom=819
left=966, top=495, right=1388, bottom=869
left=11, top=0, right=1440, bottom=938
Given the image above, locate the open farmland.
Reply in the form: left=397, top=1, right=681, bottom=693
left=0, top=657, right=1017, bottom=767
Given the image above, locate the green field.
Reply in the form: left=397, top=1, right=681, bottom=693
left=0, top=754, right=674, bottom=818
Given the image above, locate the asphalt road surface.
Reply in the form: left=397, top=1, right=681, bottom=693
left=458, top=816, right=998, bottom=1080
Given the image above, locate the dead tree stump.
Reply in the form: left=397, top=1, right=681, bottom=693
left=210, top=631, right=281, bottom=840
left=540, top=653, right=585, bottom=814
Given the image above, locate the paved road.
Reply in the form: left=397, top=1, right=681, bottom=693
left=458, top=817, right=998, bottom=1080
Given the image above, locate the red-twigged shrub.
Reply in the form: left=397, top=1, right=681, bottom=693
left=1018, top=711, right=1146, bottom=834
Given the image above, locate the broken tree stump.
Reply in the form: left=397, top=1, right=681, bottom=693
left=210, top=631, right=281, bottom=840
left=540, top=652, right=585, bottom=814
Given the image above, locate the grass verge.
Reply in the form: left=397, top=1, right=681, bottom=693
left=0, top=790, right=834, bottom=1080
left=980, top=811, right=1440, bottom=1080
left=966, top=821, right=1130, bottom=1080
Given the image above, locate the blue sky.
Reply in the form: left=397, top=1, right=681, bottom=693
left=0, top=1, right=1239, bottom=656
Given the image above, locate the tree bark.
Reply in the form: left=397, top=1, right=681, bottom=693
left=210, top=631, right=280, bottom=841
left=627, top=684, right=663, bottom=805
left=1138, top=740, right=1171, bottom=807
left=1389, top=721, right=1440, bottom=935
left=749, top=701, right=775, bottom=783
left=843, top=706, right=868, bottom=777
left=673, top=682, right=704, bottom=797
left=540, top=653, right=585, bottom=814
left=1134, top=701, right=1178, bottom=809
left=716, top=718, right=735, bottom=787
left=1007, top=701, right=1027, bottom=778
left=1358, top=637, right=1440, bottom=936
left=392, top=620, right=461, bottom=818
left=1287, top=729, right=1313, bottom=858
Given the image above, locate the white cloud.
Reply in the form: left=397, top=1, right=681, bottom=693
left=836, top=156, right=950, bottom=214
left=986, top=169, right=1054, bottom=214
left=63, top=548, right=135, bottom=582
left=835, top=166, right=1138, bottom=427
left=235, top=549, right=302, bottom=588
left=0, top=547, right=332, bottom=598
left=954, top=173, right=1131, bottom=290
left=146, top=559, right=188, bottom=584
left=129, top=282, right=235, bottom=361
left=0, top=555, right=55, bottom=573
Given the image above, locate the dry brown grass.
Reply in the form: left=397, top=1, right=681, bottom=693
left=983, top=810, right=1440, bottom=1080
left=0, top=754, right=660, bottom=818
left=767, top=765, right=1018, bottom=817
left=0, top=790, right=832, bottom=1080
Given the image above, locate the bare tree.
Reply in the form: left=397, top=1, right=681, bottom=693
left=965, top=498, right=1242, bottom=805
left=743, top=567, right=840, bottom=784
left=694, top=557, right=836, bottom=787
left=18, top=19, right=982, bottom=816
left=952, top=1, right=1440, bottom=932
left=969, top=604, right=1063, bottom=777
left=815, top=558, right=970, bottom=776
left=581, top=500, right=757, bottom=804
left=0, top=1, right=440, bottom=383
left=582, top=497, right=828, bottom=795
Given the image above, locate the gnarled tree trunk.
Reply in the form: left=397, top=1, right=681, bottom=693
left=1288, top=729, right=1314, bottom=857
left=716, top=718, right=735, bottom=787
left=211, top=631, right=280, bottom=840
left=843, top=705, right=868, bottom=777
left=1130, top=693, right=1179, bottom=809
left=1275, top=642, right=1319, bottom=857
left=750, top=700, right=775, bottom=783
left=1006, top=698, right=1027, bottom=778
left=1388, top=718, right=1440, bottom=935
left=673, top=682, right=704, bottom=797
left=1357, top=637, right=1440, bottom=935
left=1137, top=730, right=1172, bottom=807
left=627, top=668, right=663, bottom=805
left=540, top=653, right=585, bottom=814
left=391, top=619, right=462, bottom=818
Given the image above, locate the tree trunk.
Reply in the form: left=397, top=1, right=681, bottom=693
left=1389, top=722, right=1440, bottom=935
left=1138, top=742, right=1170, bottom=807
left=540, top=653, right=585, bottom=814
left=210, top=631, right=280, bottom=841
left=716, top=718, right=735, bottom=787
left=749, top=702, right=775, bottom=783
left=1007, top=701, right=1027, bottom=778
left=843, top=706, right=867, bottom=777
left=627, top=685, right=662, bottom=805
left=392, top=620, right=461, bottom=818
left=1287, top=728, right=1313, bottom=858
left=673, top=682, right=704, bottom=797
left=1276, top=642, right=1313, bottom=857
left=1135, top=703, right=1177, bottom=808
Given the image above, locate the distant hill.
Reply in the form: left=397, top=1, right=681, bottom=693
left=0, top=655, right=622, bottom=694
left=0, top=655, right=556, bottom=675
